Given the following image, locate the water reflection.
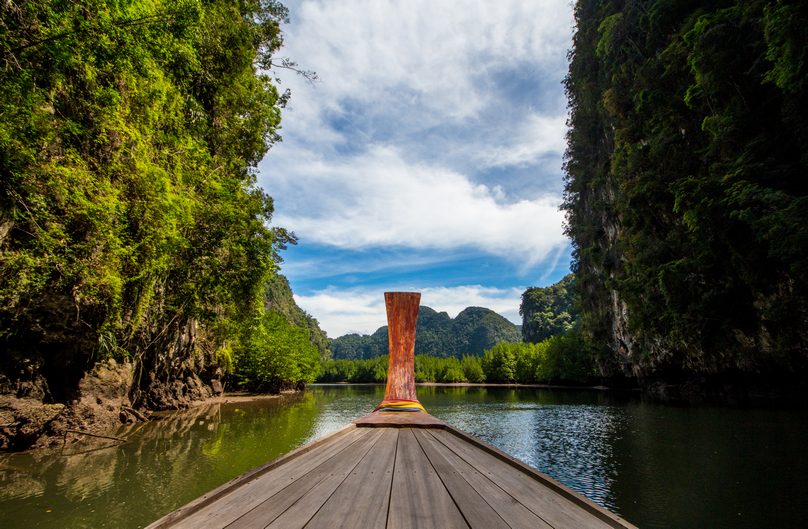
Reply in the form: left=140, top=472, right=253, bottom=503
left=608, top=403, right=808, bottom=529
left=0, top=390, right=352, bottom=528
left=417, top=387, right=624, bottom=510
left=1, top=385, right=806, bottom=529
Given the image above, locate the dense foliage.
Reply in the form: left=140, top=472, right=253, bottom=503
left=0, top=0, right=313, bottom=396
left=520, top=274, right=580, bottom=343
left=262, top=273, right=330, bottom=361
left=319, top=333, right=596, bottom=384
left=331, top=306, right=521, bottom=360
left=234, top=310, right=320, bottom=393
left=318, top=356, right=389, bottom=384
left=564, top=0, right=808, bottom=381
left=481, top=335, right=596, bottom=383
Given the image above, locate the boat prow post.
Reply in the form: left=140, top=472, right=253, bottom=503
left=353, top=291, right=446, bottom=427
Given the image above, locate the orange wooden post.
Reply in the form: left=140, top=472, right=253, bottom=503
left=382, top=292, right=421, bottom=403
left=354, top=292, right=445, bottom=424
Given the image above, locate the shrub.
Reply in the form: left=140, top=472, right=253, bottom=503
left=235, top=311, right=320, bottom=393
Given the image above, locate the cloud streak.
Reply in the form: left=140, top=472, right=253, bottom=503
left=284, top=0, right=574, bottom=120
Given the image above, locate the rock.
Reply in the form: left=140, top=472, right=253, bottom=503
left=0, top=374, right=13, bottom=395
left=0, top=361, right=136, bottom=450
left=210, top=379, right=223, bottom=395
left=15, top=375, right=51, bottom=401
left=1, top=402, right=66, bottom=450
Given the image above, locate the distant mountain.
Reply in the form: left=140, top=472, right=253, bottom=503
left=331, top=306, right=521, bottom=360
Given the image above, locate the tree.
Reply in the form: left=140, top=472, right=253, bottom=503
left=520, top=274, right=580, bottom=343
left=235, top=311, right=320, bottom=393
left=0, top=0, right=303, bottom=399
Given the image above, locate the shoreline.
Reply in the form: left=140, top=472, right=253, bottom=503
left=148, top=389, right=304, bottom=416
left=311, top=381, right=640, bottom=391
left=310, top=381, right=806, bottom=406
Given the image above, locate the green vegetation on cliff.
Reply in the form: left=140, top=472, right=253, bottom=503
left=0, top=0, right=317, bottom=403
left=262, top=274, right=330, bottom=361
left=330, top=306, right=521, bottom=360
left=564, top=0, right=808, bottom=382
left=520, top=274, right=580, bottom=343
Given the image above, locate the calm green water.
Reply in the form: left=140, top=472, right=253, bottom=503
left=1, top=385, right=806, bottom=528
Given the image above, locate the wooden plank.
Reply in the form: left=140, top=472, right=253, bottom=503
left=388, top=429, right=468, bottom=529
left=264, top=428, right=388, bottom=529
left=421, top=430, right=553, bottom=529
left=303, top=428, right=399, bottom=529
left=354, top=409, right=446, bottom=428
left=173, top=427, right=372, bottom=529
left=226, top=428, right=384, bottom=529
left=147, top=424, right=361, bottom=529
left=412, top=429, right=509, bottom=529
left=431, top=429, right=622, bottom=529
left=441, top=426, right=638, bottom=529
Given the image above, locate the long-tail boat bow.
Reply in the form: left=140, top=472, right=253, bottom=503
left=147, top=291, right=639, bottom=529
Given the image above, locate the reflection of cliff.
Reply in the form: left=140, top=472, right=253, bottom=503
left=0, top=393, right=322, bottom=528
left=605, top=401, right=808, bottom=528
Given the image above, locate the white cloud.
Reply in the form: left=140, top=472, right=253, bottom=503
left=296, top=284, right=525, bottom=337
left=282, top=0, right=574, bottom=121
left=258, top=1, right=574, bottom=268
left=420, top=285, right=525, bottom=324
left=270, top=145, right=568, bottom=265
left=296, top=288, right=386, bottom=337
left=480, top=113, right=569, bottom=168
left=256, top=0, right=577, bottom=297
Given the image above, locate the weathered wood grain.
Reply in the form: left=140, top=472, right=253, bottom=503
left=388, top=428, right=468, bottom=529
left=421, top=429, right=553, bottom=529
left=147, top=424, right=361, bottom=529
left=383, top=292, right=420, bottom=402
left=172, top=427, right=371, bottom=529
left=261, top=429, right=386, bottom=529
left=412, top=429, right=509, bottom=529
left=353, top=409, right=446, bottom=428
left=225, top=429, right=384, bottom=529
left=303, top=428, right=399, bottom=529
left=431, top=428, right=620, bottom=529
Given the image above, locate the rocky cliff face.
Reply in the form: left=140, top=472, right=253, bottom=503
left=0, top=298, right=226, bottom=450
left=0, top=352, right=226, bottom=451
left=564, top=0, right=808, bottom=391
left=0, top=271, right=324, bottom=451
left=130, top=317, right=222, bottom=410
left=1, top=360, right=129, bottom=450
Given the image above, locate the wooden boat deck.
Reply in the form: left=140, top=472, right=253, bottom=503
left=148, top=295, right=636, bottom=529
left=147, top=422, right=636, bottom=529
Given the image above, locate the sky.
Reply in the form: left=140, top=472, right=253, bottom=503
left=257, top=0, right=577, bottom=338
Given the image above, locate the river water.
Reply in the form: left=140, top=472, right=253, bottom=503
left=0, top=385, right=806, bottom=528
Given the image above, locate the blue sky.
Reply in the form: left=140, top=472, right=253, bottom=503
left=258, top=0, right=577, bottom=337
